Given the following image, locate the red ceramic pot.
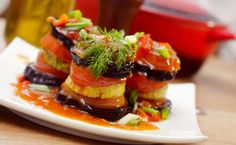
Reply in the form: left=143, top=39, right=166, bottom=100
left=130, top=0, right=236, bottom=77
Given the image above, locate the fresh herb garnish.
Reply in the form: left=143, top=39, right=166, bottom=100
left=84, top=45, right=112, bottom=77
left=127, top=118, right=142, bottom=126
left=161, top=107, right=170, bottom=120
left=142, top=107, right=159, bottom=115
left=129, top=90, right=138, bottom=105
left=156, top=48, right=170, bottom=59
left=78, top=28, right=133, bottom=77
left=118, top=113, right=141, bottom=125
left=129, top=90, right=138, bottom=112
left=68, top=10, right=82, bottom=21
left=29, top=84, right=50, bottom=92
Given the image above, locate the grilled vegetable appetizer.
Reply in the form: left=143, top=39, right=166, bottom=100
left=126, top=34, right=181, bottom=121
left=56, top=29, right=136, bottom=121
left=24, top=10, right=93, bottom=86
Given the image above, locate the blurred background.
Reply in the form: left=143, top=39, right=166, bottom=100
left=0, top=0, right=236, bottom=77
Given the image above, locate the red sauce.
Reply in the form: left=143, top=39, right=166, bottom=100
left=13, top=82, right=158, bottom=130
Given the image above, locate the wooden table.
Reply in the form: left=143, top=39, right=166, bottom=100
left=1, top=19, right=236, bottom=145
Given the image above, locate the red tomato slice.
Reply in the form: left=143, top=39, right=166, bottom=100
left=147, top=113, right=161, bottom=122
left=136, top=35, right=180, bottom=72
left=41, top=33, right=71, bottom=63
left=70, top=62, right=125, bottom=87
left=35, top=52, right=68, bottom=79
left=126, top=73, right=168, bottom=93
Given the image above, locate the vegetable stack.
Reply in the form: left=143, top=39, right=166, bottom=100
left=126, top=34, right=181, bottom=121
left=56, top=29, right=136, bottom=121
left=23, top=10, right=93, bottom=86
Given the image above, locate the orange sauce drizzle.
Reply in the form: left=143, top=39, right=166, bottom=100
left=14, top=82, right=158, bottom=130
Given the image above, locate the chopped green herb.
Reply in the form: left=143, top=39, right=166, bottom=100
left=125, top=35, right=137, bottom=45
left=65, top=21, right=91, bottom=29
left=133, top=102, right=138, bottom=113
left=127, top=118, right=142, bottom=126
left=29, top=84, right=50, bottom=92
left=161, top=107, right=170, bottom=120
left=129, top=90, right=138, bottom=106
left=134, top=32, right=145, bottom=39
left=90, top=26, right=100, bottom=35
left=115, top=42, right=130, bottom=69
left=157, top=48, right=170, bottom=59
left=118, top=113, right=141, bottom=125
left=142, top=107, right=159, bottom=115
left=79, top=29, right=93, bottom=40
left=79, top=28, right=133, bottom=77
left=81, top=18, right=92, bottom=23
left=68, top=10, right=82, bottom=21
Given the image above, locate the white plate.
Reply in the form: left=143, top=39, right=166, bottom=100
left=0, top=38, right=207, bottom=144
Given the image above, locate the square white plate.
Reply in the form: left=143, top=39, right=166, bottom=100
left=0, top=38, right=207, bottom=144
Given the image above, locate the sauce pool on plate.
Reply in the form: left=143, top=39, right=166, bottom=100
left=13, top=81, right=158, bottom=130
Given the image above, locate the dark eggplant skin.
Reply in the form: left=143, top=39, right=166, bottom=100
left=71, top=51, right=89, bottom=66
left=153, top=99, right=172, bottom=110
left=134, top=63, right=177, bottom=81
left=103, top=62, right=134, bottom=78
left=50, top=25, right=74, bottom=50
left=55, top=89, right=131, bottom=121
left=24, top=63, right=64, bottom=86
left=71, top=51, right=134, bottom=78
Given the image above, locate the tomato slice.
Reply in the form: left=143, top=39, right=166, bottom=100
left=136, top=34, right=181, bottom=72
left=70, top=62, right=125, bottom=87
left=62, top=83, right=126, bottom=109
left=35, top=52, right=68, bottom=79
left=147, top=113, right=161, bottom=122
left=41, top=33, right=71, bottom=63
left=126, top=73, right=168, bottom=93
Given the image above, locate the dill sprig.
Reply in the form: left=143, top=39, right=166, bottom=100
left=83, top=40, right=112, bottom=77
left=78, top=28, right=133, bottom=77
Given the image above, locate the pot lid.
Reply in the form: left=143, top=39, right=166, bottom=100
left=143, top=0, right=219, bottom=22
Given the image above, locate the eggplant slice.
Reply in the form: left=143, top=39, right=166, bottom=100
left=71, top=51, right=134, bottom=78
left=55, top=90, right=131, bottom=121
left=50, top=25, right=74, bottom=50
left=134, top=63, right=177, bottom=81
left=24, top=63, right=64, bottom=86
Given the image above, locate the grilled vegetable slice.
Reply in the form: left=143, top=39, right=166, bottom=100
left=24, top=63, right=64, bottom=86
left=55, top=84, right=130, bottom=121
left=42, top=50, right=70, bottom=74
left=65, top=77, right=125, bottom=99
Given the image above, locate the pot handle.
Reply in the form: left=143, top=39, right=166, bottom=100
left=209, top=29, right=236, bottom=41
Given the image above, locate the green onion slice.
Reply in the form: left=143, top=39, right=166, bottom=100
left=65, top=18, right=92, bottom=30
left=133, top=102, right=138, bottom=113
left=29, top=84, right=50, bottom=92
left=125, top=35, right=137, bottom=45
left=129, top=90, right=138, bottom=106
left=142, top=107, right=159, bottom=115
left=118, top=113, right=141, bottom=125
left=157, top=48, right=170, bottom=59
left=161, top=107, right=170, bottom=120
left=68, top=10, right=82, bottom=21
left=127, top=118, right=142, bottom=126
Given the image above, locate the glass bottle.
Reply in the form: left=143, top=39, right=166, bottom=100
left=4, top=0, right=75, bottom=47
